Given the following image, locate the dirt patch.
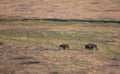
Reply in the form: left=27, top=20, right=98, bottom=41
left=111, top=58, right=119, bottom=61
left=12, top=56, right=33, bottom=60
left=20, top=61, right=40, bottom=65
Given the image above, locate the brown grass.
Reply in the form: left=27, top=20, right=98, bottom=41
left=0, top=21, right=120, bottom=74
left=0, top=0, right=120, bottom=74
left=0, top=44, right=119, bottom=74
left=0, top=0, right=120, bottom=20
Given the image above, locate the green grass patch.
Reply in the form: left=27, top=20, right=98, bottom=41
left=0, top=20, right=120, bottom=58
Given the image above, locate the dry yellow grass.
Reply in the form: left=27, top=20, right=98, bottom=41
left=0, top=21, right=120, bottom=74
left=0, top=0, right=120, bottom=20
left=0, top=0, right=120, bottom=74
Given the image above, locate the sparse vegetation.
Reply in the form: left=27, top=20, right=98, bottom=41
left=0, top=0, right=120, bottom=74
left=0, top=20, right=120, bottom=74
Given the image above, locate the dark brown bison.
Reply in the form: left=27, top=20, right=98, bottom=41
left=85, top=44, right=98, bottom=50
left=0, top=42, right=4, bottom=45
left=59, top=44, right=69, bottom=50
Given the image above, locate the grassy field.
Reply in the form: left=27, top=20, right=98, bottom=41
left=0, top=0, right=120, bottom=20
left=0, top=20, right=120, bottom=74
left=0, top=0, right=120, bottom=74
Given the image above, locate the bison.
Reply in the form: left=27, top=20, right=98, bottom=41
left=0, top=42, right=4, bottom=45
left=59, top=44, right=69, bottom=50
left=85, top=44, right=98, bottom=50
